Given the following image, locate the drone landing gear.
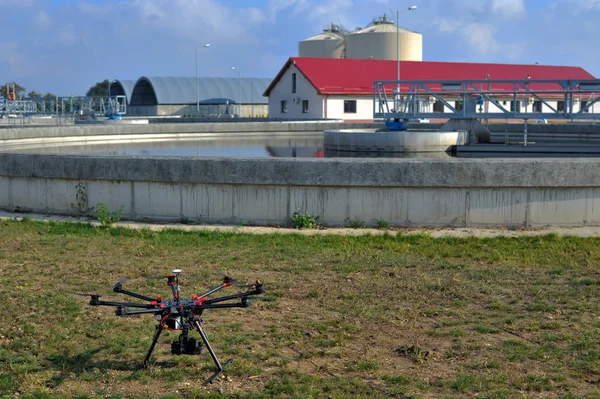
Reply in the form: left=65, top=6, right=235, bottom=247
left=130, top=324, right=164, bottom=377
left=132, top=320, right=232, bottom=384
left=194, top=320, right=233, bottom=384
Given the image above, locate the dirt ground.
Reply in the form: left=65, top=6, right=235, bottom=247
left=3, top=210, right=600, bottom=238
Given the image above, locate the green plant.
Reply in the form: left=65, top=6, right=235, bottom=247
left=291, top=208, right=319, bottom=229
left=96, top=203, right=124, bottom=228
left=348, top=217, right=365, bottom=228
left=376, top=219, right=391, bottom=229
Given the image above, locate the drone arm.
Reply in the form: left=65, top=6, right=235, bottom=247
left=113, top=286, right=156, bottom=302
left=203, top=287, right=264, bottom=305
left=116, top=308, right=162, bottom=316
left=197, top=283, right=228, bottom=298
left=200, top=301, right=252, bottom=309
left=90, top=298, right=157, bottom=309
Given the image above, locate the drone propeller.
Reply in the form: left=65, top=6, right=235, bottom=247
left=113, top=277, right=129, bottom=288
left=219, top=272, right=260, bottom=289
left=219, top=271, right=239, bottom=286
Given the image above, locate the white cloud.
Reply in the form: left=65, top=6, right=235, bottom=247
left=124, top=0, right=267, bottom=43
left=0, top=0, right=33, bottom=6
left=490, top=0, right=526, bottom=18
left=0, top=41, right=32, bottom=75
left=432, top=17, right=461, bottom=33
left=34, top=11, right=52, bottom=30
left=463, top=23, right=498, bottom=55
left=575, top=0, right=600, bottom=10
left=267, top=0, right=311, bottom=19
left=311, top=0, right=354, bottom=19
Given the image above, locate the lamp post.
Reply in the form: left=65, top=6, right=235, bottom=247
left=391, top=6, right=417, bottom=111
left=231, top=66, right=241, bottom=117
left=196, top=43, right=210, bottom=114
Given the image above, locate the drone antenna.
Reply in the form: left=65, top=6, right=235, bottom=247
left=172, top=269, right=182, bottom=306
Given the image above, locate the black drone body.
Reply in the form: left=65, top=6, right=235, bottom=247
left=76, top=269, right=264, bottom=383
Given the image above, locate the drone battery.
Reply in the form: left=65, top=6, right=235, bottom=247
left=164, top=316, right=183, bottom=330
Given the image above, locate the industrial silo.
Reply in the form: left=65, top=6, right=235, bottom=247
left=345, top=15, right=422, bottom=61
left=298, top=24, right=346, bottom=58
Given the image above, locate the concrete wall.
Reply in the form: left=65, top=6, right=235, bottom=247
left=0, top=121, right=377, bottom=141
left=2, top=154, right=600, bottom=227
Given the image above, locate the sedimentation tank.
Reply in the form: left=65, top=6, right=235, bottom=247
left=345, top=16, right=422, bottom=61
left=2, top=122, right=600, bottom=228
left=298, top=25, right=346, bottom=58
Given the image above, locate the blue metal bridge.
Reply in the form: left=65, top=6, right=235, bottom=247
left=373, top=79, right=600, bottom=121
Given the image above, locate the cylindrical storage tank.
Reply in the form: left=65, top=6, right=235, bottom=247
left=345, top=23, right=422, bottom=61
left=299, top=32, right=345, bottom=58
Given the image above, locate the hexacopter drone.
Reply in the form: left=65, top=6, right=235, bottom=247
left=72, top=269, right=264, bottom=383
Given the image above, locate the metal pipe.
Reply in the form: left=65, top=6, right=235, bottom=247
left=195, top=46, right=198, bottom=114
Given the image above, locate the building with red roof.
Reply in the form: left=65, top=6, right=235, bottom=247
left=264, top=57, right=597, bottom=121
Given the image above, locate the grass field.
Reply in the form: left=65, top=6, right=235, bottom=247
left=0, top=219, right=599, bottom=398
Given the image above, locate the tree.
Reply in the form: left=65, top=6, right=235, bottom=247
left=1, top=82, right=26, bottom=98
left=86, top=79, right=110, bottom=97
left=43, top=92, right=58, bottom=112
left=28, top=90, right=42, bottom=98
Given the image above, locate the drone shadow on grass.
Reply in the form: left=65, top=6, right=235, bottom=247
left=45, top=347, right=176, bottom=388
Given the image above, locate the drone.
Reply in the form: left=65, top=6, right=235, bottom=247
left=72, top=269, right=264, bottom=383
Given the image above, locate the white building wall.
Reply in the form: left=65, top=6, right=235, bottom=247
left=325, top=96, right=376, bottom=120
left=267, top=64, right=324, bottom=119
left=267, top=67, right=600, bottom=120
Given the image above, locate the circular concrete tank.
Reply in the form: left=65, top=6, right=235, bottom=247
left=345, top=19, right=422, bottom=61
left=299, top=30, right=345, bottom=58
left=323, top=129, right=463, bottom=153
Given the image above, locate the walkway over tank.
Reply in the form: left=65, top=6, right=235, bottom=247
left=373, top=79, right=600, bottom=121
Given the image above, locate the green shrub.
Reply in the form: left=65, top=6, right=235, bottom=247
left=96, top=203, right=124, bottom=228
left=291, top=208, right=319, bottom=229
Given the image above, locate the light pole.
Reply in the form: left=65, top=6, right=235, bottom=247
left=231, top=66, right=241, bottom=117
left=196, top=43, right=210, bottom=114
left=391, top=6, right=416, bottom=111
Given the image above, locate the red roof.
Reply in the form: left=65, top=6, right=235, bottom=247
left=264, top=57, right=596, bottom=96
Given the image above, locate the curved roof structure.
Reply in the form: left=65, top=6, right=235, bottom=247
left=130, top=77, right=272, bottom=106
left=108, top=80, right=136, bottom=104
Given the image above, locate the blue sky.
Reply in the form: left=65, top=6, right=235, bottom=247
left=1, top=0, right=599, bottom=95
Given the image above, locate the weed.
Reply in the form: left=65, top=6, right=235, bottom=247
left=95, top=203, right=124, bottom=228
left=376, top=219, right=391, bottom=229
left=291, top=208, right=319, bottom=229
left=348, top=217, right=365, bottom=228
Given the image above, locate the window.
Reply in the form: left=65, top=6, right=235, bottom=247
left=511, top=101, right=521, bottom=113
left=581, top=100, right=588, bottom=113
left=433, top=101, right=444, bottom=113
left=557, top=101, right=565, bottom=112
left=455, top=101, right=463, bottom=111
left=281, top=100, right=287, bottom=113
left=292, top=73, right=296, bottom=94
left=344, top=100, right=357, bottom=113
left=302, top=100, right=309, bottom=113
left=532, top=100, right=542, bottom=113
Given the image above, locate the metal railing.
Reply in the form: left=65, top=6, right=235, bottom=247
left=0, top=95, right=127, bottom=118
left=373, top=79, right=600, bottom=121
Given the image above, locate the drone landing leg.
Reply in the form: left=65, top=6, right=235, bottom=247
left=194, top=320, right=232, bottom=384
left=132, top=324, right=164, bottom=376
